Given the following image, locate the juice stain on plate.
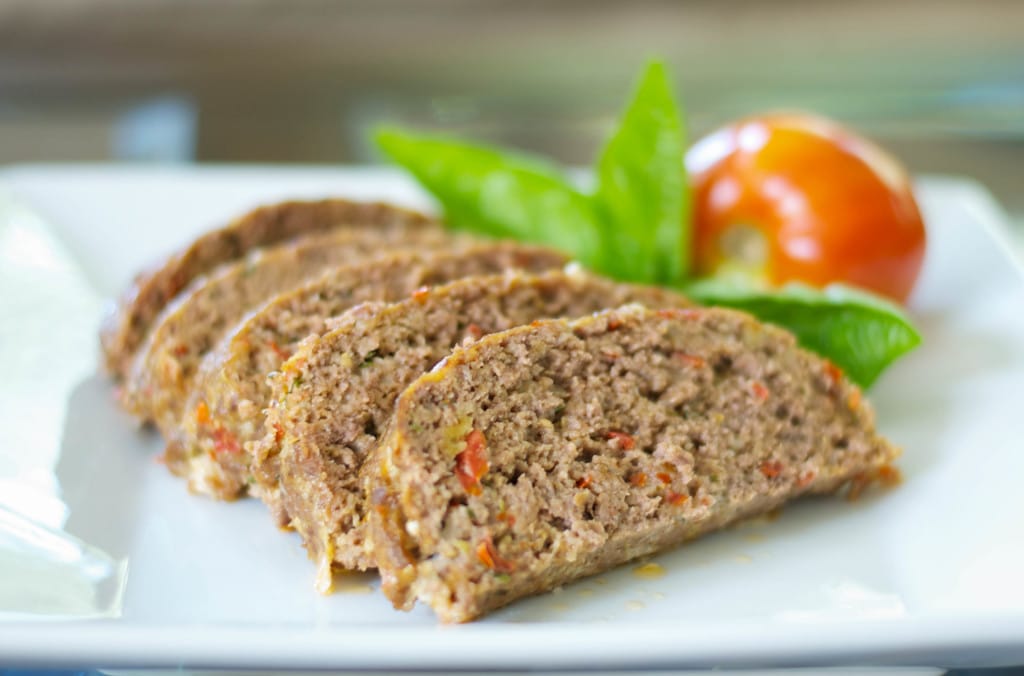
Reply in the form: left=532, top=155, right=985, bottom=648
left=757, top=508, right=783, bottom=523
left=577, top=588, right=596, bottom=598
left=734, top=554, right=753, bottom=564
left=744, top=532, right=766, bottom=543
left=633, top=562, right=666, bottom=579
left=625, top=600, right=646, bottom=611
left=333, top=571, right=374, bottom=594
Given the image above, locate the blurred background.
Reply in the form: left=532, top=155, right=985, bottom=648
left=0, top=0, right=1021, bottom=227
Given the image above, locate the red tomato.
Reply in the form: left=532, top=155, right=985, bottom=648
left=685, top=113, right=926, bottom=303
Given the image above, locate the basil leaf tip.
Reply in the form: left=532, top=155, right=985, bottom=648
left=591, top=59, right=688, bottom=285
left=374, top=126, right=603, bottom=269
left=684, top=278, right=922, bottom=388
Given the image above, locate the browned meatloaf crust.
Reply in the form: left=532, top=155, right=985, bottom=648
left=100, top=199, right=437, bottom=378
left=174, top=243, right=569, bottom=505
left=263, top=269, right=694, bottom=587
left=119, top=225, right=457, bottom=439
left=366, top=305, right=899, bottom=623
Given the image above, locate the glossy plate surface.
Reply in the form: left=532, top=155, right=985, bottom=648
left=0, top=166, right=1021, bottom=669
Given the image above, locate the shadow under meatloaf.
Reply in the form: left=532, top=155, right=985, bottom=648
left=262, top=269, right=695, bottom=588
left=365, top=305, right=900, bottom=623
left=120, top=225, right=459, bottom=440
left=101, top=198, right=437, bottom=378
left=174, top=243, right=569, bottom=504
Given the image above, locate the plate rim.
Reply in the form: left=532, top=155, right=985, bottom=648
left=1, top=613, right=1023, bottom=670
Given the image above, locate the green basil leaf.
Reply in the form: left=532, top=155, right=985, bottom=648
left=375, top=127, right=603, bottom=267
left=685, top=279, right=921, bottom=388
left=592, top=60, right=688, bottom=284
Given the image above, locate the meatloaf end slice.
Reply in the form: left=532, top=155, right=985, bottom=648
left=119, top=225, right=458, bottom=438
left=266, top=269, right=694, bottom=587
left=175, top=243, right=568, bottom=505
left=101, top=198, right=437, bottom=378
left=366, top=305, right=899, bottom=622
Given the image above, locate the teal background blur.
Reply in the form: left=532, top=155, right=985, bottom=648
left=0, top=0, right=1021, bottom=225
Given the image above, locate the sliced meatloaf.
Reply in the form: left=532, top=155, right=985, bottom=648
left=174, top=243, right=569, bottom=506
left=101, top=198, right=437, bottom=378
left=120, top=225, right=458, bottom=438
left=366, top=305, right=899, bottom=623
left=262, top=269, right=694, bottom=587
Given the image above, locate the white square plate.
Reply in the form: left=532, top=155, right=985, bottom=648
left=0, top=166, right=1022, bottom=670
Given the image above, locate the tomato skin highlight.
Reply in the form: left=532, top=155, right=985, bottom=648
left=686, top=113, right=926, bottom=303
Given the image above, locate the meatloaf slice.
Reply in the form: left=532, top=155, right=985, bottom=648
left=120, top=225, right=458, bottom=438
left=366, top=305, right=899, bottom=623
left=262, top=269, right=694, bottom=587
left=174, top=243, right=568, bottom=505
left=101, top=198, right=437, bottom=378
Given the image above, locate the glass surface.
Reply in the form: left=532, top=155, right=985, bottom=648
left=0, top=190, right=123, bottom=620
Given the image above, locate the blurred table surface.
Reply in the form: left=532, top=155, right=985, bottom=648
left=0, top=0, right=1021, bottom=227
